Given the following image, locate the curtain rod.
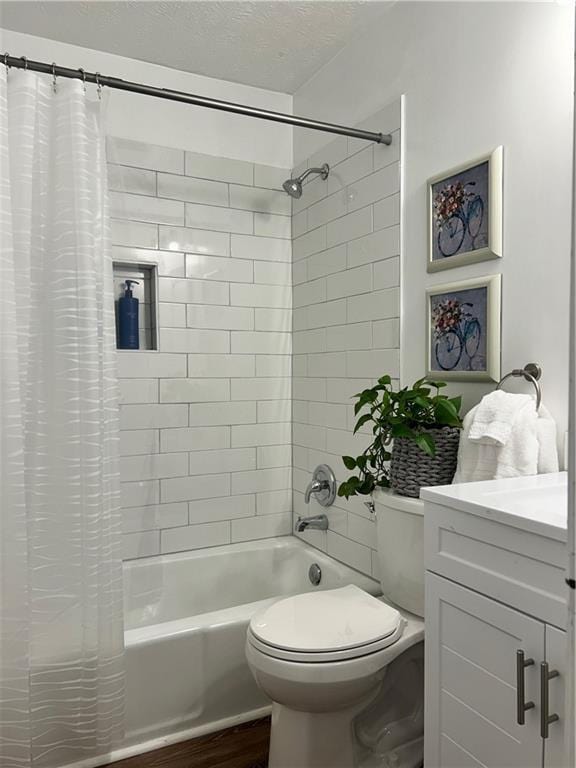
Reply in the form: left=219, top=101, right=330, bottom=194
left=2, top=54, right=393, bottom=146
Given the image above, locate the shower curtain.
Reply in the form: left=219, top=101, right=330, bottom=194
left=0, top=68, right=125, bottom=766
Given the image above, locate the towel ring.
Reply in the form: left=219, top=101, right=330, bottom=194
left=495, top=362, right=542, bottom=410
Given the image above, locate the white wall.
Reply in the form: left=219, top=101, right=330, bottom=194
left=293, top=2, right=574, bottom=449
left=0, top=27, right=292, bottom=167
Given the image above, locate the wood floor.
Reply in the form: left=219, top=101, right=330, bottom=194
left=110, top=718, right=270, bottom=768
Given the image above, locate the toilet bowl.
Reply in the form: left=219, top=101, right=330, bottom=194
left=245, top=490, right=425, bottom=768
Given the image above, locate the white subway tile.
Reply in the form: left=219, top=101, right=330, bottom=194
left=123, top=531, right=160, bottom=560
left=293, top=377, right=327, bottom=402
left=120, top=453, right=188, bottom=482
left=373, top=256, right=400, bottom=290
left=160, top=378, right=230, bottom=403
left=188, top=448, right=256, bottom=475
left=347, top=163, right=400, bottom=212
left=326, top=378, right=375, bottom=404
left=255, top=308, right=291, bottom=332
left=107, top=137, right=183, bottom=174
left=158, top=277, right=229, bottom=305
left=307, top=245, right=347, bottom=280
left=188, top=495, right=256, bottom=524
left=187, top=353, right=255, bottom=378
left=161, top=426, right=230, bottom=453
left=293, top=423, right=326, bottom=451
left=292, top=210, right=308, bottom=239
left=373, top=194, right=400, bottom=232
left=159, top=226, right=230, bottom=257
left=232, top=422, right=291, bottom=448
left=255, top=355, right=291, bottom=377
left=326, top=264, right=372, bottom=301
left=326, top=322, right=372, bottom=351
left=118, top=351, right=187, bottom=379
left=185, top=152, right=253, bottom=185
left=231, top=234, right=291, bottom=263
left=119, top=379, right=158, bottom=404
left=293, top=307, right=308, bottom=332
left=108, top=165, right=156, bottom=195
left=120, top=404, right=188, bottom=430
left=159, top=303, right=187, bottom=328
left=111, top=219, right=158, bottom=249
left=185, top=203, right=253, bottom=234
left=231, top=284, right=291, bottom=308
left=231, top=378, right=290, bottom=401
left=327, top=530, right=371, bottom=573
left=121, top=480, right=160, bottom=509
left=326, top=206, right=372, bottom=248
left=123, top=502, right=188, bottom=533
left=307, top=352, right=347, bottom=378
left=257, top=445, right=292, bottom=469
left=110, top=192, right=184, bottom=226
left=257, top=489, right=292, bottom=515
left=293, top=279, right=326, bottom=308
left=257, top=400, right=291, bottom=423
left=229, top=184, right=290, bottom=215
left=231, top=331, right=290, bottom=355
left=189, top=401, right=256, bottom=426
left=186, top=253, right=253, bottom=283
left=160, top=328, right=229, bottom=354
left=254, top=213, right=291, bottom=239
left=308, top=402, right=348, bottom=430
left=307, top=191, right=347, bottom=230
left=325, top=427, right=369, bottom=459
left=161, top=473, right=231, bottom=503
left=347, top=287, right=399, bottom=322
left=231, top=512, right=291, bottom=542
left=307, top=299, right=347, bottom=329
left=292, top=259, right=308, bottom=285
left=253, top=164, right=289, bottom=189
left=293, top=175, right=327, bottom=214
left=120, top=429, right=159, bottom=457
left=161, top=521, right=230, bottom=554
left=292, top=355, right=308, bottom=377
left=347, top=512, right=377, bottom=547
left=231, top=468, right=292, bottom=495
left=112, top=245, right=185, bottom=277
left=373, top=318, right=400, bottom=349
left=158, top=173, right=228, bottom=206
left=292, top=328, right=326, bottom=354
left=346, top=349, right=400, bottom=378
left=293, top=227, right=327, bottom=261
left=347, top=227, right=400, bottom=268
left=187, top=305, right=253, bottom=331
left=327, top=146, right=373, bottom=195
left=254, top=261, right=291, bottom=285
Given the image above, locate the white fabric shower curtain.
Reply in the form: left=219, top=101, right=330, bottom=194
left=0, top=69, right=125, bottom=767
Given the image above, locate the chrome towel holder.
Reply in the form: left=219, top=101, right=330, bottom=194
left=495, top=362, right=542, bottom=410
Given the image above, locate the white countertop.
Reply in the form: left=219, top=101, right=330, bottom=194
left=420, top=472, right=568, bottom=542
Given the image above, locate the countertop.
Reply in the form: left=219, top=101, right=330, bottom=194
left=420, top=471, right=567, bottom=542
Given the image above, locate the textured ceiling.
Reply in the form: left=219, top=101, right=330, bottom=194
left=0, top=1, right=391, bottom=93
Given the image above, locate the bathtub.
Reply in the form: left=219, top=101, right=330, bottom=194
left=122, top=536, right=380, bottom=757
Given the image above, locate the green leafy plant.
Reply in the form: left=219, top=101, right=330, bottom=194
left=338, top=376, right=463, bottom=499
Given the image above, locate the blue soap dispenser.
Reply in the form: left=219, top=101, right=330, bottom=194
left=118, top=279, right=140, bottom=350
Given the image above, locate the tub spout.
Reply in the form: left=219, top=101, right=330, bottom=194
left=295, top=514, right=329, bottom=532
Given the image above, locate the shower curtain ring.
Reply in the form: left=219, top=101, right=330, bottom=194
left=52, top=62, right=57, bottom=93
left=79, top=67, right=86, bottom=92
left=20, top=56, right=27, bottom=70
left=95, top=72, right=102, bottom=99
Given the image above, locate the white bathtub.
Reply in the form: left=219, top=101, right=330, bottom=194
left=122, top=536, right=380, bottom=757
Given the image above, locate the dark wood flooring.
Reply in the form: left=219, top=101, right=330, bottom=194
left=110, top=718, right=270, bottom=768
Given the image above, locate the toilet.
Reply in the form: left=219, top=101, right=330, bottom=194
left=245, top=490, right=425, bottom=768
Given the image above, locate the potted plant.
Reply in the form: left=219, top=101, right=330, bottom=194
left=338, top=375, right=463, bottom=500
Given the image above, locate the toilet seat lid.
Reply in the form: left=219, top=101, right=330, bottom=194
left=249, top=585, right=402, bottom=653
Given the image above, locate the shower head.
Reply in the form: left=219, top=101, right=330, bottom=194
left=282, top=163, right=330, bottom=199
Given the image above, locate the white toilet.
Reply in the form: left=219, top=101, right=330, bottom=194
left=245, top=490, right=425, bottom=768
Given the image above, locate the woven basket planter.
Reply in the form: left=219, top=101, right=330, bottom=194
left=389, top=426, right=460, bottom=498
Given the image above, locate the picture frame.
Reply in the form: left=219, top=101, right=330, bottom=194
left=426, top=274, right=501, bottom=382
left=427, top=146, right=503, bottom=272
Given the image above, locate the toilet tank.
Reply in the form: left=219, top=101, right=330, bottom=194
left=373, top=489, right=424, bottom=618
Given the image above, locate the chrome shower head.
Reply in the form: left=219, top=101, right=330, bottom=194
left=282, top=163, right=329, bottom=199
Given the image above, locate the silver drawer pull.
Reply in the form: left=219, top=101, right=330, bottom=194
left=540, top=662, right=559, bottom=739
left=516, top=650, right=535, bottom=725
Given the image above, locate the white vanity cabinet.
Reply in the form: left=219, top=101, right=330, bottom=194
left=421, top=474, right=567, bottom=768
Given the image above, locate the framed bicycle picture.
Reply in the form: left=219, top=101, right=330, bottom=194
left=427, top=147, right=503, bottom=272
left=426, top=274, right=501, bottom=382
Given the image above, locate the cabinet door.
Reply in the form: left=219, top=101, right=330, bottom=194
left=425, top=573, right=545, bottom=768
left=543, top=626, right=566, bottom=768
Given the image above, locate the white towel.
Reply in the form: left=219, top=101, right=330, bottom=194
left=468, top=390, right=534, bottom=446
left=453, top=392, right=552, bottom=484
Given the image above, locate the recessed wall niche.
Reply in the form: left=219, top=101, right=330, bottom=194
left=113, top=261, right=159, bottom=351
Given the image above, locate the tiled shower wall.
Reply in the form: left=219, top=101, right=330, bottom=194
left=107, top=137, right=293, bottom=559
left=291, top=100, right=402, bottom=580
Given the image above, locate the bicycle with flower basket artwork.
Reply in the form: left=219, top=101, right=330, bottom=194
left=434, top=181, right=484, bottom=258
left=433, top=298, right=481, bottom=371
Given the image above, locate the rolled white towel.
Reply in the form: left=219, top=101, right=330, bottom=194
left=468, top=390, right=535, bottom=446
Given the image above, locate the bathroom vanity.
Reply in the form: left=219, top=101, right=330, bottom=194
left=421, top=473, right=567, bottom=768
